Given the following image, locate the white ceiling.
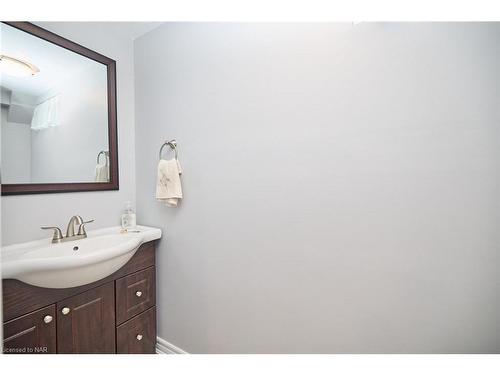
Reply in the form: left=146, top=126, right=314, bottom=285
left=95, top=22, right=164, bottom=40
left=37, top=22, right=164, bottom=41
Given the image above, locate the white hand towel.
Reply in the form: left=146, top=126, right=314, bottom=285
left=156, top=159, right=183, bottom=207
left=95, top=164, right=109, bottom=182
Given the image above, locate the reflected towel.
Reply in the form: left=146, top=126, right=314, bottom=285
left=156, top=159, right=183, bottom=207
left=95, top=164, right=109, bottom=182
left=31, top=95, right=59, bottom=130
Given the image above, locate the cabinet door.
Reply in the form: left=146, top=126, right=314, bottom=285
left=3, top=305, right=56, bottom=354
left=57, top=282, right=116, bottom=353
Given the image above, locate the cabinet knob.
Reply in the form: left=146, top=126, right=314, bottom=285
left=136, top=334, right=143, bottom=341
left=135, top=291, right=143, bottom=297
left=61, top=307, right=71, bottom=315
left=43, top=315, right=53, bottom=324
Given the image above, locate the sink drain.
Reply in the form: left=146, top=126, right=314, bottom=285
left=73, top=246, right=79, bottom=251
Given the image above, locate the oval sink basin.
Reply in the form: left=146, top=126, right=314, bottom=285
left=1, top=225, right=161, bottom=288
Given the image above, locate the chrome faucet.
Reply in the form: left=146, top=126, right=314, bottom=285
left=42, top=215, right=94, bottom=243
left=66, top=215, right=83, bottom=238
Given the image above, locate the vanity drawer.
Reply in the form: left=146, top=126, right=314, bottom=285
left=116, top=266, right=155, bottom=325
left=116, top=307, right=156, bottom=354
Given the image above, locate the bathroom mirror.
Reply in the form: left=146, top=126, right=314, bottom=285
left=0, top=22, right=118, bottom=195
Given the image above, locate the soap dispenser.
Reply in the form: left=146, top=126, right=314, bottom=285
left=121, top=201, right=137, bottom=229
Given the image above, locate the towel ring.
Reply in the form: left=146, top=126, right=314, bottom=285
left=159, top=139, right=178, bottom=160
left=97, top=150, right=109, bottom=165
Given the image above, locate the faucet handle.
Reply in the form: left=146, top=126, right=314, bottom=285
left=77, top=219, right=94, bottom=236
left=41, top=226, right=64, bottom=242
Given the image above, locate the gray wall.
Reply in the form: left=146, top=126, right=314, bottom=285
left=1, top=106, right=31, bottom=183
left=1, top=22, right=136, bottom=245
left=135, top=23, right=500, bottom=353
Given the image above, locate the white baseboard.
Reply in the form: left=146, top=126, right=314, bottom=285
left=156, top=336, right=188, bottom=354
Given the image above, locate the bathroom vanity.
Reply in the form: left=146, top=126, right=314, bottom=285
left=2, top=226, right=161, bottom=354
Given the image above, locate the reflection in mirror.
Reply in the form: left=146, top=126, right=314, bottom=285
left=0, top=22, right=110, bottom=184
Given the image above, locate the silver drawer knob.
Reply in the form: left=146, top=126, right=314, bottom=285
left=43, top=315, right=53, bottom=324
left=135, top=291, right=143, bottom=297
left=61, top=307, right=71, bottom=315
left=136, top=334, right=143, bottom=341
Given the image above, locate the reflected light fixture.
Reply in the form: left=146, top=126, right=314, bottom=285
left=0, top=54, right=40, bottom=77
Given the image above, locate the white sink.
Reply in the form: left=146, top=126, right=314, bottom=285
left=1, top=225, right=161, bottom=289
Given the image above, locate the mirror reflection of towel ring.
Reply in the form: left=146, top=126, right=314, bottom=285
left=159, top=140, right=178, bottom=160
left=97, top=150, right=109, bottom=165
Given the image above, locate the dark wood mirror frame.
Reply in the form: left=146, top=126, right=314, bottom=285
left=1, top=21, right=119, bottom=195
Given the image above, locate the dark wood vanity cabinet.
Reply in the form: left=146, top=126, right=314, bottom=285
left=2, top=240, right=157, bottom=354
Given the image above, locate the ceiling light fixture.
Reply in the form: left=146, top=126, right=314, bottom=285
left=0, top=54, right=40, bottom=77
